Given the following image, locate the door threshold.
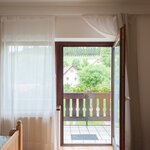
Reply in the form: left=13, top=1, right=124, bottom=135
left=63, top=144, right=112, bottom=146
left=60, top=145, right=113, bottom=150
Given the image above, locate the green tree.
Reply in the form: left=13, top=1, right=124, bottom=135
left=72, top=59, right=80, bottom=69
left=81, top=58, right=89, bottom=67
left=78, top=64, right=110, bottom=88
left=100, top=47, right=111, bottom=67
left=64, top=60, right=69, bottom=67
left=64, top=47, right=101, bottom=56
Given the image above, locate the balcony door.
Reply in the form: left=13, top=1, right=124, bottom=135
left=112, top=26, right=125, bottom=150
left=55, top=42, right=114, bottom=146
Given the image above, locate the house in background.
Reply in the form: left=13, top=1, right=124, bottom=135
left=64, top=66, right=79, bottom=87
left=63, top=59, right=101, bottom=87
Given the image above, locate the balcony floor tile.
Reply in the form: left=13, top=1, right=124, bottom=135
left=64, top=125, right=111, bottom=144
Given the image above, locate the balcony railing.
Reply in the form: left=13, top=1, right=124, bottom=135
left=63, top=92, right=111, bottom=123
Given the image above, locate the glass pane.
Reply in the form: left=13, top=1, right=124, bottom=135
left=114, top=42, right=120, bottom=148
left=63, top=47, right=112, bottom=144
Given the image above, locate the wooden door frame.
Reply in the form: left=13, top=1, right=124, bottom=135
left=120, top=26, right=125, bottom=150
left=55, top=41, right=115, bottom=146
left=112, top=26, right=125, bottom=150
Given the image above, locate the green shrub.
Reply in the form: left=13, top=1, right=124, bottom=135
left=64, top=84, right=110, bottom=93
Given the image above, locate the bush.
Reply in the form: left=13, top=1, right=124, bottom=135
left=64, top=84, right=110, bottom=93
left=78, top=64, right=110, bottom=88
left=64, top=84, right=72, bottom=92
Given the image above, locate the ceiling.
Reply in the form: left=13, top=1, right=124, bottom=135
left=0, top=0, right=149, bottom=9
left=0, top=0, right=149, bottom=4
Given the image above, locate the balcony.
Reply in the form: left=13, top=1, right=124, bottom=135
left=63, top=92, right=111, bottom=144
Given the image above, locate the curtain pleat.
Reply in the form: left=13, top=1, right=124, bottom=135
left=82, top=15, right=118, bottom=41
left=0, top=16, right=57, bottom=150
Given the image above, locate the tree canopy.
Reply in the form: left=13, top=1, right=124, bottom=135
left=78, top=64, right=110, bottom=88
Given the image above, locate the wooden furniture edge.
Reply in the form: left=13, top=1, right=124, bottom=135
left=8, top=120, right=23, bottom=150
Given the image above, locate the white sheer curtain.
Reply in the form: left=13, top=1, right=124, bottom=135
left=82, top=15, right=118, bottom=41
left=82, top=15, right=142, bottom=150
left=0, top=16, right=57, bottom=150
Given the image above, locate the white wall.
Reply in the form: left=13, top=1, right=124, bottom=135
left=0, top=3, right=150, bottom=15
left=137, top=15, right=150, bottom=150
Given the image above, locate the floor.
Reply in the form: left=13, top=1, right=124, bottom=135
left=64, top=125, right=111, bottom=144
left=60, top=146, right=113, bottom=150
